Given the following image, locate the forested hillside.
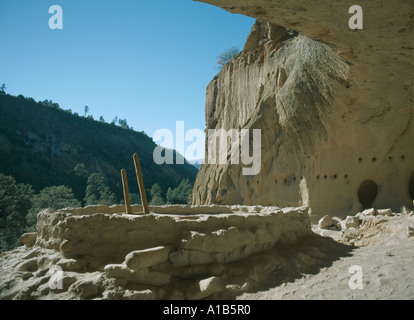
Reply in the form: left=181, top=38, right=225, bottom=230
left=0, top=93, right=198, bottom=252
left=0, top=94, right=197, bottom=200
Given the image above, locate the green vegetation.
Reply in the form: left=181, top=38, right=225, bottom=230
left=129, top=193, right=142, bottom=205
left=0, top=84, right=6, bottom=95
left=0, top=93, right=198, bottom=253
left=26, top=186, right=80, bottom=232
left=0, top=173, right=82, bottom=252
left=0, top=94, right=197, bottom=200
left=147, top=179, right=194, bottom=206
left=166, top=178, right=193, bottom=204
left=41, top=99, right=60, bottom=108
left=0, top=170, right=195, bottom=253
left=73, top=163, right=88, bottom=178
left=217, top=46, right=241, bottom=69
left=84, top=173, right=117, bottom=206
left=149, top=183, right=164, bottom=205
left=0, top=174, right=33, bottom=252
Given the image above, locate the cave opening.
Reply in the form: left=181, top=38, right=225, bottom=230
left=358, top=180, right=378, bottom=210
left=409, top=172, right=414, bottom=200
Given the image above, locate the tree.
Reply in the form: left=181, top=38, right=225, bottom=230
left=129, top=193, right=141, bottom=205
left=99, top=116, right=105, bottom=123
left=0, top=84, right=6, bottom=94
left=0, top=174, right=34, bottom=252
left=166, top=187, right=174, bottom=204
left=118, top=118, right=130, bottom=129
left=84, top=105, right=89, bottom=116
left=217, top=46, right=240, bottom=69
left=26, top=186, right=81, bottom=232
left=166, top=178, right=193, bottom=204
left=72, top=163, right=88, bottom=204
left=84, top=173, right=117, bottom=206
left=73, top=163, right=88, bottom=178
left=149, top=183, right=165, bottom=205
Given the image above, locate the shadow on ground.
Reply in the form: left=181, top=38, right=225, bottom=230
left=220, top=233, right=355, bottom=299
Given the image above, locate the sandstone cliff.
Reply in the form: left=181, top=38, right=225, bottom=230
left=193, top=1, right=414, bottom=221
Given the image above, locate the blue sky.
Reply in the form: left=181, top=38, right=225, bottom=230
left=0, top=0, right=255, bottom=160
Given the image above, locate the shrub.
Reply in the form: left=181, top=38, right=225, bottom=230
left=217, top=46, right=241, bottom=69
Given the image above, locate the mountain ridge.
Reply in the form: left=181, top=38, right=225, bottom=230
left=0, top=94, right=198, bottom=201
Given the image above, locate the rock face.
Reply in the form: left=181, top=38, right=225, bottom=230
left=193, top=1, right=414, bottom=221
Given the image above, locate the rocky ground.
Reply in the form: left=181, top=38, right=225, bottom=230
left=239, top=209, right=414, bottom=300
left=1, top=208, right=413, bottom=300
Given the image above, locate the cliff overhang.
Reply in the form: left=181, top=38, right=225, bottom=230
left=192, top=1, right=414, bottom=220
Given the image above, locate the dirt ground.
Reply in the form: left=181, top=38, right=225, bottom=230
left=238, top=214, right=414, bottom=300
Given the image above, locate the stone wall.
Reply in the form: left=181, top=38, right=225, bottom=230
left=0, top=205, right=317, bottom=300
left=35, top=205, right=311, bottom=270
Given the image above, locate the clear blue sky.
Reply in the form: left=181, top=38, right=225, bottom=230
left=0, top=0, right=255, bottom=159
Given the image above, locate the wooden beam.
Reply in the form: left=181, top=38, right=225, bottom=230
left=133, top=153, right=150, bottom=214
left=121, top=169, right=132, bottom=214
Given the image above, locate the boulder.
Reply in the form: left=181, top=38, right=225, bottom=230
left=318, top=215, right=333, bottom=229
left=331, top=217, right=342, bottom=229
left=60, top=240, right=73, bottom=253
left=50, top=274, right=77, bottom=292
left=123, top=289, right=155, bottom=300
left=341, top=216, right=360, bottom=230
left=20, top=233, right=37, bottom=248
left=377, top=209, right=392, bottom=216
left=69, top=279, right=99, bottom=299
left=362, top=208, right=377, bottom=216
left=56, top=259, right=87, bottom=272
left=401, top=206, right=411, bottom=215
left=187, top=276, right=223, bottom=300
left=104, top=264, right=131, bottom=280
left=125, top=246, right=173, bottom=270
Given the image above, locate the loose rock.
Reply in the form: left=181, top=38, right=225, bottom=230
left=362, top=208, right=377, bottom=216
left=187, top=276, right=223, bottom=300
left=341, top=216, right=360, bottom=230
left=318, top=215, right=333, bottom=229
left=377, top=209, right=392, bottom=216
left=125, top=246, right=173, bottom=270
left=20, top=233, right=37, bottom=248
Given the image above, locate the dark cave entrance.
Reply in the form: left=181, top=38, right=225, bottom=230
left=358, top=180, right=378, bottom=210
left=409, top=172, right=414, bottom=200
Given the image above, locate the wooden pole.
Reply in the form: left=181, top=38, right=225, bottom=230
left=133, top=153, right=150, bottom=214
left=121, top=169, right=132, bottom=214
